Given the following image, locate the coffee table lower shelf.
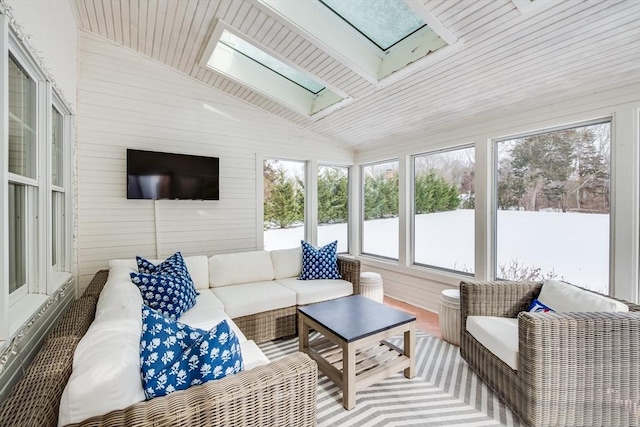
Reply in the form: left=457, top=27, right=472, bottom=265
left=299, top=314, right=415, bottom=410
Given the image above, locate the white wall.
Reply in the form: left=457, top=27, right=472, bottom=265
left=76, top=31, right=354, bottom=291
left=5, top=0, right=77, bottom=104
left=356, top=81, right=640, bottom=312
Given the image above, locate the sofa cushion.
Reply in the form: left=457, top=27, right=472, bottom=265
left=299, top=240, right=341, bottom=280
left=130, top=271, right=197, bottom=320
left=140, top=306, right=243, bottom=399
left=275, top=278, right=353, bottom=305
left=271, top=247, right=303, bottom=279
left=211, top=282, right=296, bottom=318
left=109, top=255, right=210, bottom=290
left=58, top=307, right=145, bottom=426
left=538, top=279, right=629, bottom=312
left=179, top=290, right=246, bottom=341
left=209, top=251, right=275, bottom=287
left=466, top=316, right=519, bottom=371
left=240, top=340, right=270, bottom=371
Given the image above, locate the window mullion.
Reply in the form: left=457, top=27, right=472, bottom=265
left=0, top=12, right=9, bottom=341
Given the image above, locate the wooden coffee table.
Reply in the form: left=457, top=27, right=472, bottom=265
left=298, top=295, right=416, bottom=410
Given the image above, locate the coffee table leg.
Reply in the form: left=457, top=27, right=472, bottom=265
left=404, top=323, right=416, bottom=378
left=342, top=342, right=357, bottom=410
left=299, top=314, right=309, bottom=353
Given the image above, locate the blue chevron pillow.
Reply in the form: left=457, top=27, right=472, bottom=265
left=139, top=306, right=243, bottom=400
left=299, top=240, right=342, bottom=280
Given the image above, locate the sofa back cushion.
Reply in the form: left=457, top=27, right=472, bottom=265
left=209, top=251, right=275, bottom=287
left=538, top=279, right=629, bottom=312
left=271, top=247, right=303, bottom=279
left=109, top=255, right=210, bottom=290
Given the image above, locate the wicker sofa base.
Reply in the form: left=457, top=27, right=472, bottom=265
left=232, top=306, right=297, bottom=344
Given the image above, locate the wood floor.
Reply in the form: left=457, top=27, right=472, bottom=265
left=383, top=296, right=441, bottom=338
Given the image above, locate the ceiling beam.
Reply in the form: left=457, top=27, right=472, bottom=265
left=404, top=0, right=458, bottom=46
left=511, top=0, right=532, bottom=14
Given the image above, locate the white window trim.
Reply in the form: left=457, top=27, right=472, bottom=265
left=410, top=143, right=476, bottom=275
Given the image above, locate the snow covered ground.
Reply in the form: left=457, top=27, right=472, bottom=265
left=265, top=209, right=609, bottom=294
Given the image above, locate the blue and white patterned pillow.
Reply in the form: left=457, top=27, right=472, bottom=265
left=140, top=305, right=243, bottom=400
left=528, top=298, right=555, bottom=313
left=130, top=272, right=197, bottom=320
left=137, top=252, right=196, bottom=291
left=299, top=240, right=342, bottom=280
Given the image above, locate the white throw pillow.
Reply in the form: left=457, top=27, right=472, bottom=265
left=109, top=255, right=209, bottom=290
left=270, top=247, right=303, bottom=279
left=538, top=279, right=628, bottom=312
left=209, top=251, right=275, bottom=287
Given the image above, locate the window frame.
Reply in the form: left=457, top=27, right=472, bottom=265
left=410, top=143, right=475, bottom=275
left=492, top=117, right=613, bottom=292
left=360, top=158, right=400, bottom=261
left=317, top=163, right=351, bottom=254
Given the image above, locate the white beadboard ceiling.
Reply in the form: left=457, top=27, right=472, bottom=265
left=71, top=0, right=640, bottom=150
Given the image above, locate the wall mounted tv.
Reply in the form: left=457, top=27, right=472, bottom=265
left=127, top=149, right=219, bottom=200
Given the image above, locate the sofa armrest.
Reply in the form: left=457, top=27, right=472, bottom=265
left=460, top=280, right=542, bottom=321
left=69, top=352, right=318, bottom=427
left=338, top=255, right=361, bottom=295
left=517, top=311, right=640, bottom=425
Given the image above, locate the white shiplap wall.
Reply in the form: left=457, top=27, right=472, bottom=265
left=77, top=30, right=354, bottom=291
left=356, top=81, right=640, bottom=312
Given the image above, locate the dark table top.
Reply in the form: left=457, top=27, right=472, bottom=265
left=298, top=295, right=416, bottom=342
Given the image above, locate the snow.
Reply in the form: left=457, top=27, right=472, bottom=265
left=265, top=210, right=609, bottom=294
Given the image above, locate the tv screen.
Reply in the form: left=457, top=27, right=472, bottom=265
left=127, top=149, right=219, bottom=200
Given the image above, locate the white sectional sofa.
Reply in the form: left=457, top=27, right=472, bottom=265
left=54, top=248, right=360, bottom=425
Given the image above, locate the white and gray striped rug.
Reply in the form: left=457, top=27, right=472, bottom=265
left=259, top=332, right=521, bottom=427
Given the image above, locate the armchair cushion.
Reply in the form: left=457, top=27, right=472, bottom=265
left=538, top=279, right=628, bottom=312
left=466, top=316, right=519, bottom=370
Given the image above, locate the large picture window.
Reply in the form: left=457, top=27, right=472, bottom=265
left=263, top=159, right=306, bottom=250
left=362, top=160, right=399, bottom=259
left=413, top=146, right=475, bottom=273
left=495, top=121, right=611, bottom=293
left=317, top=165, right=349, bottom=253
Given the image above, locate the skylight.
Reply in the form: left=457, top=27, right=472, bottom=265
left=318, top=0, right=426, bottom=51
left=219, top=30, right=325, bottom=94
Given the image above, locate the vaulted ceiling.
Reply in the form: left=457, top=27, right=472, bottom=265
left=71, top=0, right=640, bottom=149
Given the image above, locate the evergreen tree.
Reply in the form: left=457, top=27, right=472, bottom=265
left=264, top=169, right=301, bottom=228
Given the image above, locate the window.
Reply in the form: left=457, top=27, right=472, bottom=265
left=205, top=27, right=346, bottom=117
left=413, top=146, right=475, bottom=273
left=495, top=121, right=611, bottom=293
left=263, top=159, right=306, bottom=250
left=362, top=160, right=399, bottom=259
left=318, top=0, right=426, bottom=51
left=8, top=53, right=38, bottom=299
left=318, top=165, right=349, bottom=253
left=51, top=106, right=65, bottom=271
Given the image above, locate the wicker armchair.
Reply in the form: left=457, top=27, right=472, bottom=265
left=460, top=280, right=640, bottom=427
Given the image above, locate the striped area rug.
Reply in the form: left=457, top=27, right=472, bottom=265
left=259, top=331, right=521, bottom=427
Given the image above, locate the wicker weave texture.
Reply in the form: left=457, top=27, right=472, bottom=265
left=48, top=296, right=98, bottom=340
left=338, top=255, right=360, bottom=295
left=82, top=270, right=108, bottom=297
left=0, top=336, right=79, bottom=427
left=69, top=352, right=318, bottom=427
left=233, top=306, right=297, bottom=344
left=460, top=279, right=640, bottom=427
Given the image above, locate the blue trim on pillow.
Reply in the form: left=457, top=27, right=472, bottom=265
left=528, top=298, right=555, bottom=313
left=299, top=240, right=342, bottom=280
left=140, top=305, right=243, bottom=400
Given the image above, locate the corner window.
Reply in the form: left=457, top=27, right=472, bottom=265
left=362, top=160, right=399, bottom=259
left=318, top=165, right=349, bottom=253
left=495, top=121, right=611, bottom=293
left=263, top=159, right=306, bottom=250
left=51, top=106, right=65, bottom=270
left=412, top=146, right=475, bottom=273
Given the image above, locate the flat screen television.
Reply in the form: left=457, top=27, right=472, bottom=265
left=127, top=149, right=219, bottom=200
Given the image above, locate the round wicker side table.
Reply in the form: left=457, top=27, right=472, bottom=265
left=439, top=288, right=461, bottom=346
left=359, top=272, right=384, bottom=303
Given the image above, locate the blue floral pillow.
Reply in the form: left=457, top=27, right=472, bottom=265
left=130, top=272, right=197, bottom=320
left=140, top=305, right=243, bottom=400
left=137, top=252, right=196, bottom=291
left=299, top=240, right=342, bottom=280
left=528, top=298, right=555, bottom=313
